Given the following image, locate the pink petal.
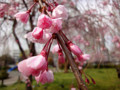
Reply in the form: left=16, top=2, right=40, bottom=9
left=18, top=60, right=33, bottom=77
left=26, top=55, right=47, bottom=70
left=81, top=54, right=90, bottom=60
left=52, top=44, right=60, bottom=53
left=35, top=70, right=54, bottom=84
left=37, top=14, right=52, bottom=29
left=32, top=27, right=43, bottom=39
left=46, top=70, right=54, bottom=83
left=52, top=5, right=68, bottom=20
left=25, top=31, right=52, bottom=44
left=49, top=18, right=62, bottom=33
left=14, top=11, right=29, bottom=24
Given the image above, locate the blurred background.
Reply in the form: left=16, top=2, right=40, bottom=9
left=0, top=0, right=120, bottom=90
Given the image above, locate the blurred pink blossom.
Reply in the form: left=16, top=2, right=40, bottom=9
left=71, top=87, right=76, bottom=90
left=14, top=11, right=30, bottom=24
left=52, top=44, right=60, bottom=54
left=52, top=5, right=68, bottom=20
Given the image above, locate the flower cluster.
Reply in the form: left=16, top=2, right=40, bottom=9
left=15, top=1, right=90, bottom=85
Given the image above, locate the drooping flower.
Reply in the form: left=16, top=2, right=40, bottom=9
left=35, top=70, right=54, bottom=84
left=18, top=60, right=34, bottom=77
left=37, top=14, right=52, bottom=29
left=52, top=5, right=68, bottom=20
left=14, top=11, right=30, bottom=24
left=26, top=51, right=47, bottom=71
left=18, top=51, right=47, bottom=77
left=67, top=42, right=83, bottom=56
left=32, top=27, right=43, bottom=39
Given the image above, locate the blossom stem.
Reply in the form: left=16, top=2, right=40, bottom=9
left=27, top=2, right=37, bottom=13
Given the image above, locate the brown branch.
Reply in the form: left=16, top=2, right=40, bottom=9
left=56, top=32, right=88, bottom=90
left=12, top=19, right=27, bottom=59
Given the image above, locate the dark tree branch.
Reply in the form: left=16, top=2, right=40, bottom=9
left=56, top=32, right=88, bottom=90
left=12, top=19, right=27, bottom=59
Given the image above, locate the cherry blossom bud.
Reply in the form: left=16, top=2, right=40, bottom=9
left=52, top=5, right=68, bottom=20
left=35, top=70, right=54, bottom=84
left=0, top=12, right=5, bottom=18
left=14, top=11, right=30, bottom=24
left=37, top=14, right=52, bottom=29
left=91, top=78, right=96, bottom=84
left=58, top=52, right=65, bottom=64
left=85, top=78, right=90, bottom=84
left=32, top=27, right=43, bottom=39
left=49, top=18, right=62, bottom=33
left=68, top=42, right=83, bottom=56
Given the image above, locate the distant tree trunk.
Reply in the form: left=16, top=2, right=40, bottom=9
left=1, top=79, right=4, bottom=86
left=64, top=58, right=69, bottom=73
left=12, top=19, right=27, bottom=59
left=116, top=68, right=120, bottom=79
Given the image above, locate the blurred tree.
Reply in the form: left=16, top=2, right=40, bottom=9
left=0, top=67, right=9, bottom=86
left=0, top=54, right=15, bottom=65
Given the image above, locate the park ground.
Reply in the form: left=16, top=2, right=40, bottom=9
left=0, top=68, right=120, bottom=90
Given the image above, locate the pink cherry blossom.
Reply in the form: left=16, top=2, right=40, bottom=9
left=116, top=42, right=120, bottom=48
left=25, top=31, right=52, bottom=44
left=49, top=18, right=62, bottom=33
left=58, top=52, right=65, bottom=64
left=52, top=5, right=68, bottom=20
left=26, top=51, right=47, bottom=71
left=18, top=51, right=47, bottom=77
left=68, top=42, right=83, bottom=56
left=78, top=66, right=82, bottom=70
left=35, top=70, right=54, bottom=84
left=112, top=36, right=119, bottom=43
left=14, top=11, right=30, bottom=24
left=37, top=14, right=52, bottom=29
left=0, top=4, right=9, bottom=17
left=18, top=60, right=34, bottom=77
left=52, top=44, right=60, bottom=53
left=32, top=27, right=43, bottom=39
